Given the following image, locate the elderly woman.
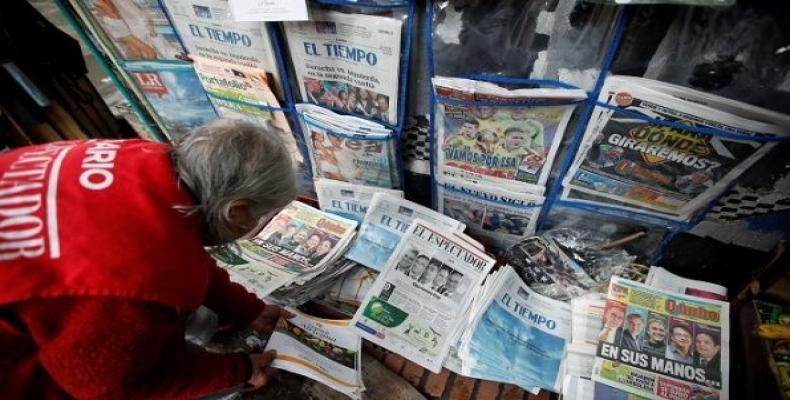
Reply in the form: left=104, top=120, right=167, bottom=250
left=0, top=120, right=297, bottom=399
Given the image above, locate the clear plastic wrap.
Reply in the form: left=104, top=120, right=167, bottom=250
left=642, top=2, right=790, bottom=114
left=431, top=0, right=620, bottom=90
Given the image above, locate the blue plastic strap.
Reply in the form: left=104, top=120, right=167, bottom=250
left=426, top=0, right=439, bottom=208
left=595, top=101, right=787, bottom=143
left=311, top=0, right=409, bottom=9
left=462, top=73, right=583, bottom=90
left=434, top=95, right=585, bottom=108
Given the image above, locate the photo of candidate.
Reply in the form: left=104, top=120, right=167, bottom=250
left=309, top=237, right=336, bottom=265
left=419, top=259, right=442, bottom=286
left=375, top=94, right=390, bottom=123
left=438, top=270, right=463, bottom=298
left=694, top=324, right=722, bottom=385
left=264, top=216, right=289, bottom=243
left=284, top=228, right=311, bottom=251
left=641, top=315, right=668, bottom=357
left=408, top=255, right=430, bottom=280
left=598, top=301, right=626, bottom=343
left=666, top=319, right=694, bottom=364
left=295, top=232, right=322, bottom=256
left=616, top=312, right=645, bottom=351
left=396, top=248, right=418, bottom=274
left=432, top=266, right=451, bottom=291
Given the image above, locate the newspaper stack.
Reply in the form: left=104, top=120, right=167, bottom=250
left=315, top=179, right=404, bottom=223
left=592, top=277, right=730, bottom=399
left=265, top=308, right=364, bottom=399
left=284, top=9, right=403, bottom=125
left=191, top=55, right=302, bottom=163
left=216, top=201, right=357, bottom=303
left=454, top=265, right=573, bottom=393
left=345, top=192, right=465, bottom=271
left=297, top=104, right=400, bottom=189
left=351, top=219, right=496, bottom=373
left=562, top=75, right=790, bottom=220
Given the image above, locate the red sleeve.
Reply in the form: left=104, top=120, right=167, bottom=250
left=204, top=263, right=267, bottom=330
left=16, top=297, right=249, bottom=400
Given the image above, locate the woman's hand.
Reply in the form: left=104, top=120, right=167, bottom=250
left=250, top=305, right=294, bottom=337
left=246, top=351, right=278, bottom=389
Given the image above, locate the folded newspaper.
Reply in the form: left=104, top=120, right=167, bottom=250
left=645, top=266, right=728, bottom=301
left=436, top=176, right=544, bottom=254
left=592, top=277, right=730, bottom=399
left=191, top=55, right=302, bottom=163
left=284, top=9, right=403, bottom=124
left=161, top=0, right=284, bottom=97
left=297, top=104, right=400, bottom=189
left=264, top=308, right=364, bottom=399
left=351, top=219, right=496, bottom=373
left=563, top=75, right=790, bottom=220
left=315, top=179, right=404, bottom=223
left=433, top=77, right=586, bottom=194
left=214, top=201, right=358, bottom=304
left=456, top=265, right=572, bottom=393
left=345, top=192, right=465, bottom=271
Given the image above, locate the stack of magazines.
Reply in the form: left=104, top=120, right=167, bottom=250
left=264, top=308, right=364, bottom=399
left=351, top=219, right=496, bottom=373
left=453, top=265, right=573, bottom=394
left=432, top=77, right=587, bottom=253
left=213, top=201, right=358, bottom=304
left=562, top=75, right=790, bottom=221
left=297, top=104, right=400, bottom=189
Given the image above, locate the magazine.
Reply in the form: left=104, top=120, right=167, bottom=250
left=457, top=265, right=572, bottom=393
left=284, top=9, right=403, bottom=124
left=645, top=267, right=728, bottom=301
left=80, top=0, right=184, bottom=60
left=351, top=219, right=496, bottom=373
left=191, top=55, right=301, bottom=163
left=433, top=77, right=586, bottom=193
left=592, top=277, right=730, bottom=400
left=505, top=236, right=598, bottom=301
left=124, top=61, right=217, bottom=139
left=297, top=104, right=399, bottom=189
left=436, top=177, right=544, bottom=254
left=315, top=179, right=404, bottom=223
left=264, top=308, right=363, bottom=399
left=345, top=192, right=465, bottom=271
left=162, top=0, right=284, bottom=97
left=563, top=75, right=790, bottom=220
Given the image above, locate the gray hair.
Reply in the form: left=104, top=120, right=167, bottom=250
left=173, top=119, right=297, bottom=244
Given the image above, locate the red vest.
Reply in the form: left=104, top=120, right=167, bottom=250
left=0, top=139, right=212, bottom=311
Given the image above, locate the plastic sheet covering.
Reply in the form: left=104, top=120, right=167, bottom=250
left=431, top=0, right=620, bottom=90
left=643, top=2, right=790, bottom=114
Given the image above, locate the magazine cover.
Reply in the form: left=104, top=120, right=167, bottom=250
left=79, top=0, right=184, bottom=60
left=437, top=177, right=544, bottom=254
left=351, top=220, right=496, bottom=373
left=124, top=61, right=217, bottom=139
left=240, top=201, right=357, bottom=274
left=284, top=9, right=403, bottom=124
left=191, top=56, right=302, bottom=163
left=315, top=179, right=403, bottom=223
left=459, top=265, right=572, bottom=393
left=345, top=192, right=464, bottom=271
left=564, top=76, right=790, bottom=219
left=592, top=277, right=730, bottom=400
left=433, top=77, right=586, bottom=193
left=265, top=309, right=363, bottom=398
left=161, top=0, right=284, bottom=97
left=297, top=105, right=399, bottom=188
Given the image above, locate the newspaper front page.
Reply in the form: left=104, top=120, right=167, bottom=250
left=346, top=193, right=465, bottom=271
left=437, top=177, right=544, bottom=254
left=564, top=75, right=790, bottom=219
left=162, top=0, right=283, bottom=96
left=459, top=265, right=572, bottom=392
left=351, top=220, right=496, bottom=372
left=265, top=309, right=363, bottom=398
left=284, top=10, right=403, bottom=124
left=433, top=77, right=586, bottom=193
left=240, top=201, right=357, bottom=274
left=593, top=277, right=730, bottom=400
left=315, top=179, right=403, bottom=223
